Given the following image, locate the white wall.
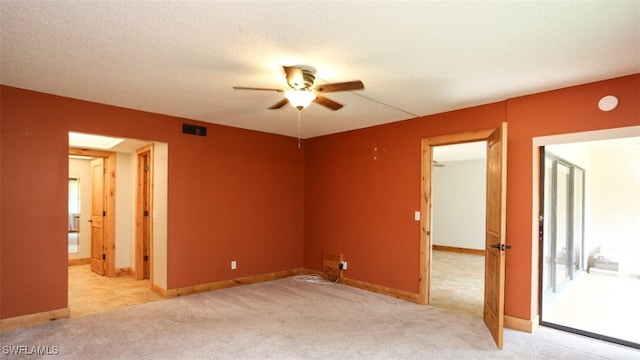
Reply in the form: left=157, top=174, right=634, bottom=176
left=589, top=147, right=640, bottom=274
left=432, top=159, right=486, bottom=250
left=546, top=143, right=591, bottom=170
left=68, top=158, right=92, bottom=260
left=152, top=142, right=168, bottom=289
left=115, top=152, right=135, bottom=269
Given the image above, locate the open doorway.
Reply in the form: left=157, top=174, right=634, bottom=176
left=67, top=132, right=167, bottom=317
left=420, top=124, right=508, bottom=349
left=537, top=128, right=640, bottom=349
left=430, top=141, right=487, bottom=318
left=68, top=147, right=116, bottom=276
left=67, top=177, right=81, bottom=254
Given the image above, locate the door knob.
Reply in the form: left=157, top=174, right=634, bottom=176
left=490, top=243, right=511, bottom=251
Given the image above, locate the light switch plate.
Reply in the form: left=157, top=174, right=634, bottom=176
left=414, top=211, right=421, bottom=221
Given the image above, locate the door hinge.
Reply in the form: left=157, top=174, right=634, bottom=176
left=538, top=215, right=544, bottom=239
left=143, top=255, right=149, bottom=261
left=143, top=210, right=149, bottom=217
left=103, top=210, right=106, bottom=217
left=102, top=254, right=106, bottom=260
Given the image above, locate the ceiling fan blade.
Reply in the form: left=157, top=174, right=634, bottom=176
left=283, top=66, right=304, bottom=89
left=268, top=98, right=290, bottom=110
left=314, top=80, right=364, bottom=93
left=233, top=86, right=283, bottom=92
left=314, top=95, right=343, bottom=111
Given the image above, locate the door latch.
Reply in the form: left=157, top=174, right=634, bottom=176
left=490, top=243, right=512, bottom=251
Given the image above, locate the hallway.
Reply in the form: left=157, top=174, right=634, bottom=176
left=68, top=265, right=162, bottom=317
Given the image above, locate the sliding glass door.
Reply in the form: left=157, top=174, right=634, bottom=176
left=540, top=140, right=640, bottom=349
left=542, top=152, right=584, bottom=302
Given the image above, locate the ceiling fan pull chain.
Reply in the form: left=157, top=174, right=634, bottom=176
left=297, top=109, right=302, bottom=149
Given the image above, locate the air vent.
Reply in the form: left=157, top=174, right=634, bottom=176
left=182, top=123, right=207, bottom=137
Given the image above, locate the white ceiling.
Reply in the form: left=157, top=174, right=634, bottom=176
left=2, top=1, right=639, bottom=139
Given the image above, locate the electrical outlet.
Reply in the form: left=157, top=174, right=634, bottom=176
left=231, top=260, right=237, bottom=270
left=340, top=260, right=348, bottom=271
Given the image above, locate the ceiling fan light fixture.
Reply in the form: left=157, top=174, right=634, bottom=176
left=285, top=90, right=316, bottom=110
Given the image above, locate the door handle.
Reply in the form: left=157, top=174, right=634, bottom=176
left=88, top=219, right=93, bottom=223
left=490, top=243, right=512, bottom=251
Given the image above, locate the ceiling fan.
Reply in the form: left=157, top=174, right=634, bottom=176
left=233, top=65, right=364, bottom=111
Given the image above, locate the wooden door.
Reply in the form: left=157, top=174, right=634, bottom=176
left=483, top=122, right=508, bottom=349
left=136, top=146, right=153, bottom=280
left=90, top=158, right=106, bottom=276
left=141, top=153, right=151, bottom=279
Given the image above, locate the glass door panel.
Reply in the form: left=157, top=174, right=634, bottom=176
left=572, top=167, right=585, bottom=274
left=554, top=162, right=571, bottom=289
left=542, top=156, right=553, bottom=296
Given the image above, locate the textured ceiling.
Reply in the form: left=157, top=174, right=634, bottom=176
left=1, top=1, right=639, bottom=139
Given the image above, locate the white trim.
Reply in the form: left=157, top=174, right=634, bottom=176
left=532, top=126, right=640, bottom=146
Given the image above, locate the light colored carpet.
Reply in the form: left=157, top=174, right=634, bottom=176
left=431, top=250, right=484, bottom=318
left=2, top=276, right=638, bottom=359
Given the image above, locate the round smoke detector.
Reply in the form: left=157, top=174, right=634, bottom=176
left=598, top=95, right=618, bottom=112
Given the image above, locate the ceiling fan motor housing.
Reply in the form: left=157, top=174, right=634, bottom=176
left=289, top=68, right=316, bottom=90
left=234, top=65, right=363, bottom=111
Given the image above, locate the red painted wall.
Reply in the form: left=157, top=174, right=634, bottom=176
left=505, top=74, right=639, bottom=318
left=304, top=74, right=639, bottom=320
left=304, top=102, right=506, bottom=292
left=2, top=74, right=637, bottom=322
left=0, top=86, right=305, bottom=319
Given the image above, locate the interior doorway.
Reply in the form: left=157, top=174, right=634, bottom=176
left=430, top=141, right=487, bottom=318
left=420, top=123, right=508, bottom=349
left=135, top=144, right=154, bottom=281
left=536, top=128, right=640, bottom=349
left=67, top=132, right=164, bottom=317
left=68, top=147, right=116, bottom=276
left=67, top=177, right=81, bottom=254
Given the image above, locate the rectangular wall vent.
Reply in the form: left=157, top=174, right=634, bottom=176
left=182, top=123, right=207, bottom=137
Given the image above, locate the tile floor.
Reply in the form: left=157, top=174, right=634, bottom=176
left=543, top=271, right=640, bottom=345
left=68, top=265, right=163, bottom=317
